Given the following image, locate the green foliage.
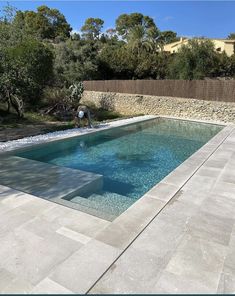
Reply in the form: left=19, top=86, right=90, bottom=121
left=98, top=45, right=135, bottom=79
left=54, top=40, right=100, bottom=85
left=127, top=25, right=156, bottom=54
left=83, top=99, right=121, bottom=121
left=42, top=87, right=70, bottom=106
left=13, top=5, right=72, bottom=40
left=115, top=13, right=157, bottom=40
left=231, top=55, right=235, bottom=77
left=158, top=31, right=178, bottom=46
left=41, top=82, right=84, bottom=117
left=94, top=109, right=121, bottom=121
left=168, top=39, right=221, bottom=79
left=0, top=5, right=30, bottom=48
left=5, top=39, right=53, bottom=101
left=228, top=33, right=235, bottom=40
left=81, top=18, right=104, bottom=40
left=0, top=39, right=54, bottom=116
left=216, top=52, right=235, bottom=77
left=104, top=28, right=119, bottom=44
left=98, top=41, right=170, bottom=79
left=68, top=82, right=84, bottom=104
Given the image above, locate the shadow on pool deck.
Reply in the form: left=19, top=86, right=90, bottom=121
left=0, top=156, right=103, bottom=200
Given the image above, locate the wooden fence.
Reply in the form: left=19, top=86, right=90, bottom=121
left=84, top=80, right=235, bottom=103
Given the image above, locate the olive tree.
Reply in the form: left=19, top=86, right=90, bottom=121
left=168, top=39, right=220, bottom=79
left=0, top=39, right=54, bottom=117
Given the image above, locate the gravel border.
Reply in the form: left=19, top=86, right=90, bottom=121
left=0, top=115, right=155, bottom=153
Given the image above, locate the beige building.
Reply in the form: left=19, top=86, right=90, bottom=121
left=163, top=37, right=235, bottom=56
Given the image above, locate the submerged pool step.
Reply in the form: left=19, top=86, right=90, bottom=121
left=69, top=191, right=135, bottom=218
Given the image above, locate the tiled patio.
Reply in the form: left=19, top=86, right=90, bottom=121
left=0, top=117, right=234, bottom=293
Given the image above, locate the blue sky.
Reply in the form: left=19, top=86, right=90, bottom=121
left=0, top=1, right=234, bottom=38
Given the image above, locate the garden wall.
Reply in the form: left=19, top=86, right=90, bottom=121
left=82, top=91, right=235, bottom=123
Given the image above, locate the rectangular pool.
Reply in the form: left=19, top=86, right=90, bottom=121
left=15, top=118, right=223, bottom=220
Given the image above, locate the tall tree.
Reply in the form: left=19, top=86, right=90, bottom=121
left=115, top=13, right=158, bottom=40
left=127, top=25, right=155, bottom=55
left=81, top=18, right=104, bottom=40
left=13, top=5, right=71, bottom=40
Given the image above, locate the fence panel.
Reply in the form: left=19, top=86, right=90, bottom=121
left=83, top=80, right=235, bottom=103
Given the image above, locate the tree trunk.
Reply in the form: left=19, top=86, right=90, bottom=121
left=7, top=99, right=11, bottom=113
left=10, top=95, right=24, bottom=118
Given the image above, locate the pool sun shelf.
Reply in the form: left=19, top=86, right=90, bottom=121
left=0, top=156, right=103, bottom=200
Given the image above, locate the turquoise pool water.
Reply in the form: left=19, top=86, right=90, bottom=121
left=16, top=118, right=223, bottom=220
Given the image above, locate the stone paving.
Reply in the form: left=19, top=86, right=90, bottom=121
left=0, top=116, right=234, bottom=293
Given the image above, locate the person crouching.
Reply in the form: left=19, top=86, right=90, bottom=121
left=74, top=105, right=93, bottom=128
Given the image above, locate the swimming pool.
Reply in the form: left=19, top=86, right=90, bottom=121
left=15, top=118, right=223, bottom=220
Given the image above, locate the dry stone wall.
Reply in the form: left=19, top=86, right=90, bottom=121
left=82, top=91, right=235, bottom=123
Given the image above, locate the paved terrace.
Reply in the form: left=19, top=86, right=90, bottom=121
left=0, top=117, right=234, bottom=293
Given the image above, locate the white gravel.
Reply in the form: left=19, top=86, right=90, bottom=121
left=0, top=115, right=155, bottom=153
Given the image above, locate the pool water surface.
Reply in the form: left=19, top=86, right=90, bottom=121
left=15, top=118, right=223, bottom=220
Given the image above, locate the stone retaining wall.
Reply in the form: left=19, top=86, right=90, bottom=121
left=82, top=91, right=235, bottom=123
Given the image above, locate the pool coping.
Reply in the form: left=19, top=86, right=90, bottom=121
left=0, top=116, right=234, bottom=293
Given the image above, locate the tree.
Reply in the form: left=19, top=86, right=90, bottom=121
left=98, top=44, right=135, bottom=79
left=71, top=32, right=81, bottom=41
left=159, top=30, right=178, bottom=46
left=168, top=39, right=220, bottom=79
left=115, top=13, right=158, bottom=40
left=231, top=54, right=235, bottom=77
left=127, top=25, right=155, bottom=55
left=105, top=28, right=118, bottom=40
left=98, top=40, right=170, bottom=80
left=216, top=52, right=235, bottom=77
left=0, top=5, right=30, bottom=47
left=81, top=18, right=104, bottom=40
left=100, top=28, right=123, bottom=47
left=228, top=33, right=235, bottom=40
left=54, top=39, right=101, bottom=85
left=0, top=39, right=54, bottom=116
left=13, top=5, right=72, bottom=40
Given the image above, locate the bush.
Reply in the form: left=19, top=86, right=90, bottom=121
left=42, top=87, right=69, bottom=106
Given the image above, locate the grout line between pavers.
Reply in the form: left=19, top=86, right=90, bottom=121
left=85, top=125, right=235, bottom=294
